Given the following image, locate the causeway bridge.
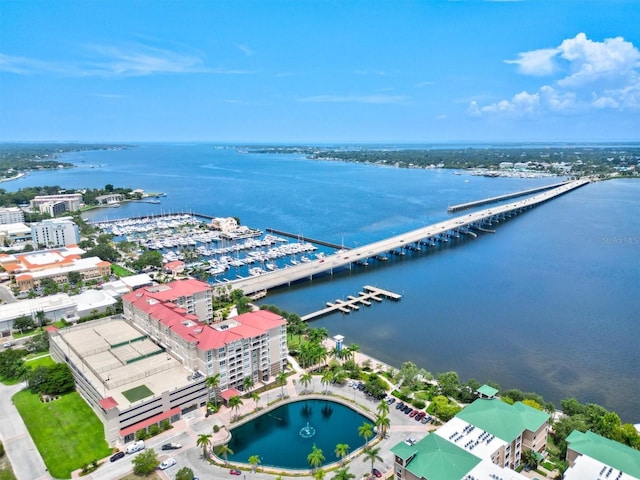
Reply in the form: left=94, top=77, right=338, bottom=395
left=229, top=179, right=590, bottom=295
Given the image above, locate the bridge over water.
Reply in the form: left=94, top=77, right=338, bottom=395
left=228, top=179, right=590, bottom=295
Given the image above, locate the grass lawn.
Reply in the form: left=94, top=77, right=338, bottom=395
left=112, top=264, right=135, bottom=277
left=122, top=384, right=154, bottom=402
left=13, top=390, right=111, bottom=479
left=25, top=355, right=55, bottom=369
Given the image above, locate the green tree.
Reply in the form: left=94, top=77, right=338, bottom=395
left=27, top=363, right=74, bottom=395
left=276, top=371, right=288, bottom=398
left=334, top=443, right=350, bottom=465
left=376, top=399, right=390, bottom=417
left=0, top=348, right=27, bottom=381
left=196, top=433, right=212, bottom=458
left=243, top=375, right=254, bottom=392
left=175, top=466, right=195, bottom=480
left=215, top=443, right=234, bottom=465
left=248, top=454, right=261, bottom=472
left=362, top=445, right=382, bottom=474
left=206, top=373, right=220, bottom=406
left=521, top=448, right=539, bottom=469
left=437, top=371, right=460, bottom=398
left=332, top=467, right=356, bottom=480
left=375, top=413, right=391, bottom=439
left=252, top=391, right=260, bottom=411
left=358, top=422, right=374, bottom=443
left=229, top=395, right=243, bottom=420
left=132, top=448, right=159, bottom=476
left=321, top=369, right=333, bottom=394
left=300, top=372, right=313, bottom=394
left=307, top=444, right=325, bottom=471
left=12, top=315, right=36, bottom=333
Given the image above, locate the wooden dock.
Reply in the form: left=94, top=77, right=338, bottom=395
left=301, top=285, right=402, bottom=321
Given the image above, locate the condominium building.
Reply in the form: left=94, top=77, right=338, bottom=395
left=564, top=430, right=640, bottom=480
left=0, top=207, right=24, bottom=224
left=30, top=193, right=83, bottom=214
left=30, top=217, right=80, bottom=248
left=391, top=396, right=550, bottom=480
left=49, top=279, right=287, bottom=445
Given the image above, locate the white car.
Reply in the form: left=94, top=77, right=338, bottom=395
left=159, top=457, right=176, bottom=470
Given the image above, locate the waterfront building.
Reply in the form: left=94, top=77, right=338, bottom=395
left=122, top=279, right=288, bottom=390
left=48, top=279, right=287, bottom=445
left=564, top=430, right=640, bottom=480
left=0, top=207, right=24, bottom=224
left=391, top=397, right=550, bottom=480
left=0, top=246, right=111, bottom=292
left=30, top=217, right=80, bottom=248
left=30, top=193, right=83, bottom=214
left=95, top=193, right=123, bottom=205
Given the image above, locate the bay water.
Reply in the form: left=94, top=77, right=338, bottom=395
left=7, top=143, right=639, bottom=421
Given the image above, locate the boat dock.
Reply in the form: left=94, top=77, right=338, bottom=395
left=301, top=285, right=402, bottom=321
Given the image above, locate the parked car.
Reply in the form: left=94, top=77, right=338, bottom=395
left=230, top=469, right=242, bottom=476
left=161, top=442, right=182, bottom=450
left=403, top=405, right=412, bottom=414
left=387, top=397, right=396, bottom=405
left=421, top=415, right=432, bottom=424
left=109, top=451, right=125, bottom=462
left=159, top=457, right=176, bottom=470
left=396, top=401, right=405, bottom=410
left=372, top=468, right=382, bottom=477
left=415, top=412, right=425, bottom=421
left=409, top=409, right=418, bottom=417
left=125, top=440, right=145, bottom=454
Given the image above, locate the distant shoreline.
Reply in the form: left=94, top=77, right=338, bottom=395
left=0, top=172, right=25, bottom=183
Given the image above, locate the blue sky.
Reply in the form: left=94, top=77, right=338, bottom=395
left=1, top=0, right=639, bottom=143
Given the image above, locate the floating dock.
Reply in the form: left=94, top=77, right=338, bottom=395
left=301, top=285, right=402, bottom=321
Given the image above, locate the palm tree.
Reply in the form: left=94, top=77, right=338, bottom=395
left=307, top=444, right=325, bottom=472
left=358, top=422, right=374, bottom=443
left=334, top=443, right=350, bottom=465
left=205, top=373, right=220, bottom=406
left=375, top=413, right=391, bottom=439
left=276, top=371, right=288, bottom=398
left=248, top=454, right=261, bottom=472
left=361, top=446, right=383, bottom=475
left=321, top=370, right=334, bottom=394
left=214, top=443, right=234, bottom=465
left=196, top=433, right=212, bottom=458
left=308, top=327, right=329, bottom=345
left=300, top=372, right=313, bottom=394
left=252, top=391, right=260, bottom=411
left=229, top=395, right=243, bottom=420
left=243, top=375, right=254, bottom=392
left=376, top=399, right=390, bottom=416
left=346, top=343, right=360, bottom=363
left=313, top=469, right=326, bottom=480
left=332, top=467, right=356, bottom=480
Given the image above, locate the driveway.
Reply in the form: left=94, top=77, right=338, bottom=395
left=0, top=381, right=51, bottom=480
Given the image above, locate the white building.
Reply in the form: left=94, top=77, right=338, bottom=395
left=0, top=207, right=24, bottom=225
left=31, top=217, right=80, bottom=248
left=30, top=193, right=83, bottom=213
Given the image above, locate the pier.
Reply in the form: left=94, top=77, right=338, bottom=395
left=228, top=179, right=590, bottom=295
left=301, top=286, right=402, bottom=321
left=265, top=228, right=346, bottom=250
left=447, top=181, right=570, bottom=213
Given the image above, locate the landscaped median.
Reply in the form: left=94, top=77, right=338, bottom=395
left=12, top=390, right=112, bottom=479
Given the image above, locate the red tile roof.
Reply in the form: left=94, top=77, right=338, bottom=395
left=99, top=396, right=119, bottom=410
left=220, top=388, right=242, bottom=401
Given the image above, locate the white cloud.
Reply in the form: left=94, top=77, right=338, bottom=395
left=557, top=33, right=640, bottom=86
left=505, top=48, right=558, bottom=76
left=0, top=43, right=252, bottom=77
left=298, top=94, right=408, bottom=104
left=471, top=33, right=640, bottom=117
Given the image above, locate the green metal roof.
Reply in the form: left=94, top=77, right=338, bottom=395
left=391, top=434, right=481, bottom=480
left=456, top=398, right=549, bottom=443
left=567, top=430, right=640, bottom=479
left=477, top=384, right=499, bottom=398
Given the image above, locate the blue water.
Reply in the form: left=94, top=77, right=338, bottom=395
left=226, top=399, right=369, bottom=469
left=7, top=144, right=639, bottom=421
